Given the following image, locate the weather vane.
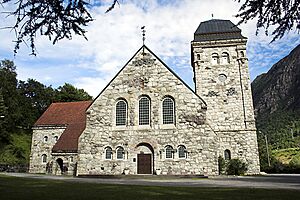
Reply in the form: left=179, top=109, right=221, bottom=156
left=141, top=26, right=146, bottom=45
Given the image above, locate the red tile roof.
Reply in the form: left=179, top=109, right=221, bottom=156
left=34, top=101, right=92, bottom=153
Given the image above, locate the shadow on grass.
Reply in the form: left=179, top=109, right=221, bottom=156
left=0, top=175, right=299, bottom=200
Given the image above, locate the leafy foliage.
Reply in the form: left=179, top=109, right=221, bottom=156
left=236, top=0, right=300, bottom=42
left=0, top=59, right=92, bottom=165
left=218, top=156, right=226, bottom=175
left=2, top=0, right=93, bottom=55
left=225, top=159, right=248, bottom=175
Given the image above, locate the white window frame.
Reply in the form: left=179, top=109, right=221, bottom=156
left=138, top=96, right=150, bottom=126
left=162, top=97, right=175, bottom=125
left=165, top=145, right=173, bottom=159
left=178, top=145, right=187, bottom=159
left=105, top=147, right=113, bottom=160
left=115, top=99, right=127, bottom=126
left=212, top=53, right=219, bottom=65
left=42, top=154, right=47, bottom=163
left=221, top=52, right=230, bottom=64
left=116, top=147, right=124, bottom=160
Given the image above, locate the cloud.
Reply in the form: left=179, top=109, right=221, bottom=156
left=0, top=0, right=299, bottom=97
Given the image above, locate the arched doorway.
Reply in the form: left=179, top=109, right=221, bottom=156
left=56, top=158, right=63, bottom=174
left=136, top=143, right=154, bottom=174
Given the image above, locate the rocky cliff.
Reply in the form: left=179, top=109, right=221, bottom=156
left=252, top=44, right=300, bottom=116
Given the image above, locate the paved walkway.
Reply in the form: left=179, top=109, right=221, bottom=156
left=2, top=173, right=300, bottom=190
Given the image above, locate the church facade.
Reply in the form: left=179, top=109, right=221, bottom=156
left=29, top=19, right=260, bottom=176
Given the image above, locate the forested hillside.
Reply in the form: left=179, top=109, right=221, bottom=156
left=0, top=60, right=92, bottom=166
left=252, top=45, right=300, bottom=172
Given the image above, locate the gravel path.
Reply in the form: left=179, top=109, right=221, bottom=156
left=2, top=173, right=300, bottom=190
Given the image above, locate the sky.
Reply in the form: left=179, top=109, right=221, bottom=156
left=0, top=0, right=299, bottom=97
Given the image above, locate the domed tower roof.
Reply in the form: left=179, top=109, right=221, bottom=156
left=193, top=19, right=246, bottom=42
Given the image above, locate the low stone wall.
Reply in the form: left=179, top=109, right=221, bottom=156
left=0, top=164, right=29, bottom=173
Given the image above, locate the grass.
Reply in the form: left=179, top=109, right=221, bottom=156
left=273, top=148, right=300, bottom=164
left=0, top=175, right=300, bottom=200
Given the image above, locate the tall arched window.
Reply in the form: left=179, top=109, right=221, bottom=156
left=212, top=53, right=219, bottom=65
left=42, top=154, right=47, bottom=163
left=43, top=136, right=48, bottom=142
left=224, top=149, right=231, bottom=160
left=116, top=99, right=127, bottom=126
left=165, top=145, right=173, bottom=159
left=116, top=147, right=124, bottom=160
left=178, top=145, right=186, bottom=158
left=105, top=147, right=112, bottom=160
left=162, top=97, right=175, bottom=124
left=54, top=136, right=58, bottom=141
left=139, top=96, right=150, bottom=125
left=221, top=52, right=230, bottom=64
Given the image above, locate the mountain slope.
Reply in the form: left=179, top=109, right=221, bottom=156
left=252, top=44, right=300, bottom=115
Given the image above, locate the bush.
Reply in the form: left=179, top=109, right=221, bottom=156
left=226, top=159, right=248, bottom=175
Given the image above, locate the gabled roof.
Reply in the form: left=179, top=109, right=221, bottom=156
left=193, top=19, right=246, bottom=42
left=34, top=101, right=92, bottom=153
left=87, top=45, right=207, bottom=110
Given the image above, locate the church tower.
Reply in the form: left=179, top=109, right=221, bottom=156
left=191, top=19, right=260, bottom=174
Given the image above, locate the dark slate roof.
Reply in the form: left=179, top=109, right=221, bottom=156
left=34, top=101, right=92, bottom=153
left=193, top=19, right=246, bottom=42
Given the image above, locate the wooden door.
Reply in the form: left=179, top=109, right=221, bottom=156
left=137, top=154, right=152, bottom=174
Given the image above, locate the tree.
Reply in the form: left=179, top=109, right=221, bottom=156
left=2, top=0, right=298, bottom=55
left=55, top=83, right=92, bottom=102
left=18, top=79, right=56, bottom=128
left=0, top=60, right=22, bottom=133
left=236, top=0, right=300, bottom=42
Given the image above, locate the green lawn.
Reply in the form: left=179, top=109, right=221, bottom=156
left=0, top=175, right=299, bottom=200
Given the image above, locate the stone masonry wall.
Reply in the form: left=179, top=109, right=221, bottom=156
left=77, top=47, right=219, bottom=176
left=29, top=127, right=65, bottom=173
left=191, top=39, right=260, bottom=174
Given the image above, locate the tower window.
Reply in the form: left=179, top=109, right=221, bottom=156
left=212, top=53, right=219, bottom=65
left=43, top=136, right=48, bottom=142
left=116, top=99, right=127, bottom=126
left=42, top=154, right=47, bottom=163
left=162, top=97, right=175, bottom=124
left=196, top=54, right=201, bottom=60
left=221, top=52, right=230, bottom=64
left=54, top=136, right=58, bottom=141
left=139, top=96, right=150, bottom=125
left=105, top=147, right=112, bottom=160
left=224, top=149, right=231, bottom=160
left=240, top=51, right=245, bottom=57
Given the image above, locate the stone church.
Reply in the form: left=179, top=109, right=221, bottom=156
left=29, top=19, right=260, bottom=176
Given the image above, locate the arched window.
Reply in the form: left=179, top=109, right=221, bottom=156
left=139, top=96, right=150, bottom=125
left=165, top=145, right=173, bottom=159
left=221, top=52, right=230, bottom=64
left=240, top=51, right=245, bottom=57
left=162, top=97, right=175, bottom=124
left=105, top=147, right=112, bottom=160
left=116, top=147, right=124, bottom=160
left=54, top=136, right=58, bottom=141
left=196, top=54, right=200, bottom=60
left=212, top=53, right=219, bottom=65
left=43, top=136, right=48, bottom=142
left=178, top=145, right=186, bottom=158
left=224, top=149, right=231, bottom=160
left=42, top=154, right=47, bottom=163
left=116, top=99, right=127, bottom=126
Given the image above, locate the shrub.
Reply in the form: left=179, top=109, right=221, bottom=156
left=226, top=159, right=248, bottom=175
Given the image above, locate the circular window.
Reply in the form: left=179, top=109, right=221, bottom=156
left=218, top=74, right=227, bottom=82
